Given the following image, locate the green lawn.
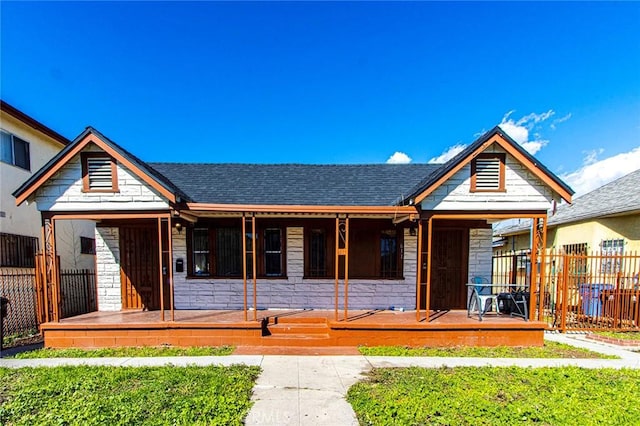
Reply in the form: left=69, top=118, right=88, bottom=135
left=594, top=331, right=640, bottom=341
left=358, top=341, right=617, bottom=358
left=0, top=364, right=260, bottom=425
left=347, top=366, right=640, bottom=426
left=11, top=345, right=234, bottom=359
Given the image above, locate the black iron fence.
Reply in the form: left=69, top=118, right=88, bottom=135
left=0, top=267, right=97, bottom=338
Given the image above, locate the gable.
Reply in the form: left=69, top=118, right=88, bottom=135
left=421, top=144, right=559, bottom=211
left=407, top=127, right=573, bottom=206
left=33, top=144, right=170, bottom=211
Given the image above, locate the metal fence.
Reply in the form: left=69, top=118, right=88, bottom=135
left=0, top=267, right=97, bottom=338
left=493, top=250, right=640, bottom=332
left=0, top=268, right=38, bottom=337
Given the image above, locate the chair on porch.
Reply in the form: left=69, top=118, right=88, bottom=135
left=468, top=276, right=499, bottom=320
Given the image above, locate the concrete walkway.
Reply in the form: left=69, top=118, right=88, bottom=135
left=2, top=333, right=639, bottom=426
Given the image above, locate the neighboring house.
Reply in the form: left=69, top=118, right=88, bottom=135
left=1, top=101, right=95, bottom=270
left=13, top=125, right=573, bottom=347
left=494, top=168, right=640, bottom=256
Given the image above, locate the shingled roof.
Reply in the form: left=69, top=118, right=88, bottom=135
left=149, top=163, right=440, bottom=206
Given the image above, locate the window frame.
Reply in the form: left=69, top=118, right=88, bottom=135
left=81, top=152, right=119, bottom=193
left=470, top=153, right=506, bottom=192
left=186, top=222, right=287, bottom=279
left=1, top=130, right=31, bottom=171
left=80, top=236, right=96, bottom=255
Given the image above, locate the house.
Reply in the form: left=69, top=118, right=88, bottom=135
left=13, top=124, right=573, bottom=348
left=1, top=101, right=95, bottom=270
left=494, top=169, right=640, bottom=255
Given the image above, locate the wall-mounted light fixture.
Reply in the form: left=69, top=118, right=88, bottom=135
left=409, top=225, right=417, bottom=236
left=175, top=222, right=183, bottom=234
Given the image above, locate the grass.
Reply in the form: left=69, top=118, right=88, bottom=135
left=358, top=341, right=617, bottom=359
left=347, top=366, right=640, bottom=425
left=0, top=364, right=260, bottom=425
left=11, top=345, right=234, bottom=359
left=593, top=331, right=640, bottom=341
left=2, top=328, right=40, bottom=348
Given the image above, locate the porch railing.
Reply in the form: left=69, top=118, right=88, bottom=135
left=493, top=250, right=640, bottom=332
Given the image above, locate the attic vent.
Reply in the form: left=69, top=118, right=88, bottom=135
left=471, top=153, right=505, bottom=192
left=82, top=153, right=118, bottom=192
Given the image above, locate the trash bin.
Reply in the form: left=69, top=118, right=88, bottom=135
left=579, top=284, right=614, bottom=317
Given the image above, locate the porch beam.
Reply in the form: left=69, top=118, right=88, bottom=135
left=49, top=211, right=172, bottom=220
left=415, top=220, right=423, bottom=322
left=424, top=212, right=547, bottom=221
left=157, top=217, right=165, bottom=322
left=187, top=203, right=417, bottom=215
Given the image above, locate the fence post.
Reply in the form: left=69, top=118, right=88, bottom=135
left=561, top=253, right=569, bottom=333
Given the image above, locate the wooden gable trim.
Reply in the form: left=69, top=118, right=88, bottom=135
left=413, top=133, right=573, bottom=204
left=15, top=131, right=177, bottom=206
left=186, top=202, right=418, bottom=215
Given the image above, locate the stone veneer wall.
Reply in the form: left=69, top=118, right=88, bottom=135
left=95, top=226, right=122, bottom=311
left=172, top=227, right=417, bottom=311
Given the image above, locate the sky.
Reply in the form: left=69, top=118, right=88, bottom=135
left=2, top=1, right=639, bottom=198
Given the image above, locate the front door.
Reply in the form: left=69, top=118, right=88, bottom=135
left=427, top=228, right=469, bottom=310
left=120, top=225, right=162, bottom=310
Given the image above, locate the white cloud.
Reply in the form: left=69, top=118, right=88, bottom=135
left=386, top=151, right=412, bottom=164
left=560, top=146, right=640, bottom=197
left=550, top=113, right=572, bottom=130
left=428, top=143, right=466, bottom=164
left=498, top=110, right=557, bottom=155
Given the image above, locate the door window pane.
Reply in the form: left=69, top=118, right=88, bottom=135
left=193, top=228, right=210, bottom=275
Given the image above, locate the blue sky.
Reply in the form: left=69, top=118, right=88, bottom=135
left=2, top=1, right=639, bottom=196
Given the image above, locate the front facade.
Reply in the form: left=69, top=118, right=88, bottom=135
left=14, top=125, right=573, bottom=347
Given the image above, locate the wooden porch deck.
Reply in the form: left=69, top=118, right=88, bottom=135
left=41, top=309, right=546, bottom=348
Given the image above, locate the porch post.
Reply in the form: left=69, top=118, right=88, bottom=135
left=242, top=214, right=248, bottom=322
left=167, top=218, right=175, bottom=322
left=343, top=216, right=350, bottom=321
left=415, top=220, right=423, bottom=321
left=252, top=214, right=257, bottom=322
left=157, top=217, right=165, bottom=321
left=424, top=216, right=433, bottom=319
left=334, top=216, right=339, bottom=321
left=43, top=216, right=60, bottom=322
left=529, top=217, right=541, bottom=321
left=40, top=218, right=50, bottom=323
left=537, top=216, right=548, bottom=322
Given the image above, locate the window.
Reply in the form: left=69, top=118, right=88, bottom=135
left=80, top=237, right=96, bottom=255
left=192, top=228, right=210, bottom=275
left=0, top=233, right=38, bottom=267
left=304, top=221, right=403, bottom=279
left=1, top=130, right=30, bottom=170
left=81, top=152, right=119, bottom=192
left=188, top=223, right=285, bottom=278
left=308, top=229, right=327, bottom=277
left=264, top=228, right=282, bottom=276
left=380, top=230, right=399, bottom=278
left=471, top=153, right=505, bottom=192
left=601, top=239, right=624, bottom=274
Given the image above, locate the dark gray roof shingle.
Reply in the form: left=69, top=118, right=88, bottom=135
left=149, top=163, right=440, bottom=206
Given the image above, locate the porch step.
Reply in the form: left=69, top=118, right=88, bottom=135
left=266, top=315, right=328, bottom=325
left=259, top=333, right=332, bottom=346
left=267, top=323, right=330, bottom=335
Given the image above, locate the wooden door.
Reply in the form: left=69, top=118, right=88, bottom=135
left=427, top=228, right=469, bottom=310
left=120, top=226, right=160, bottom=310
